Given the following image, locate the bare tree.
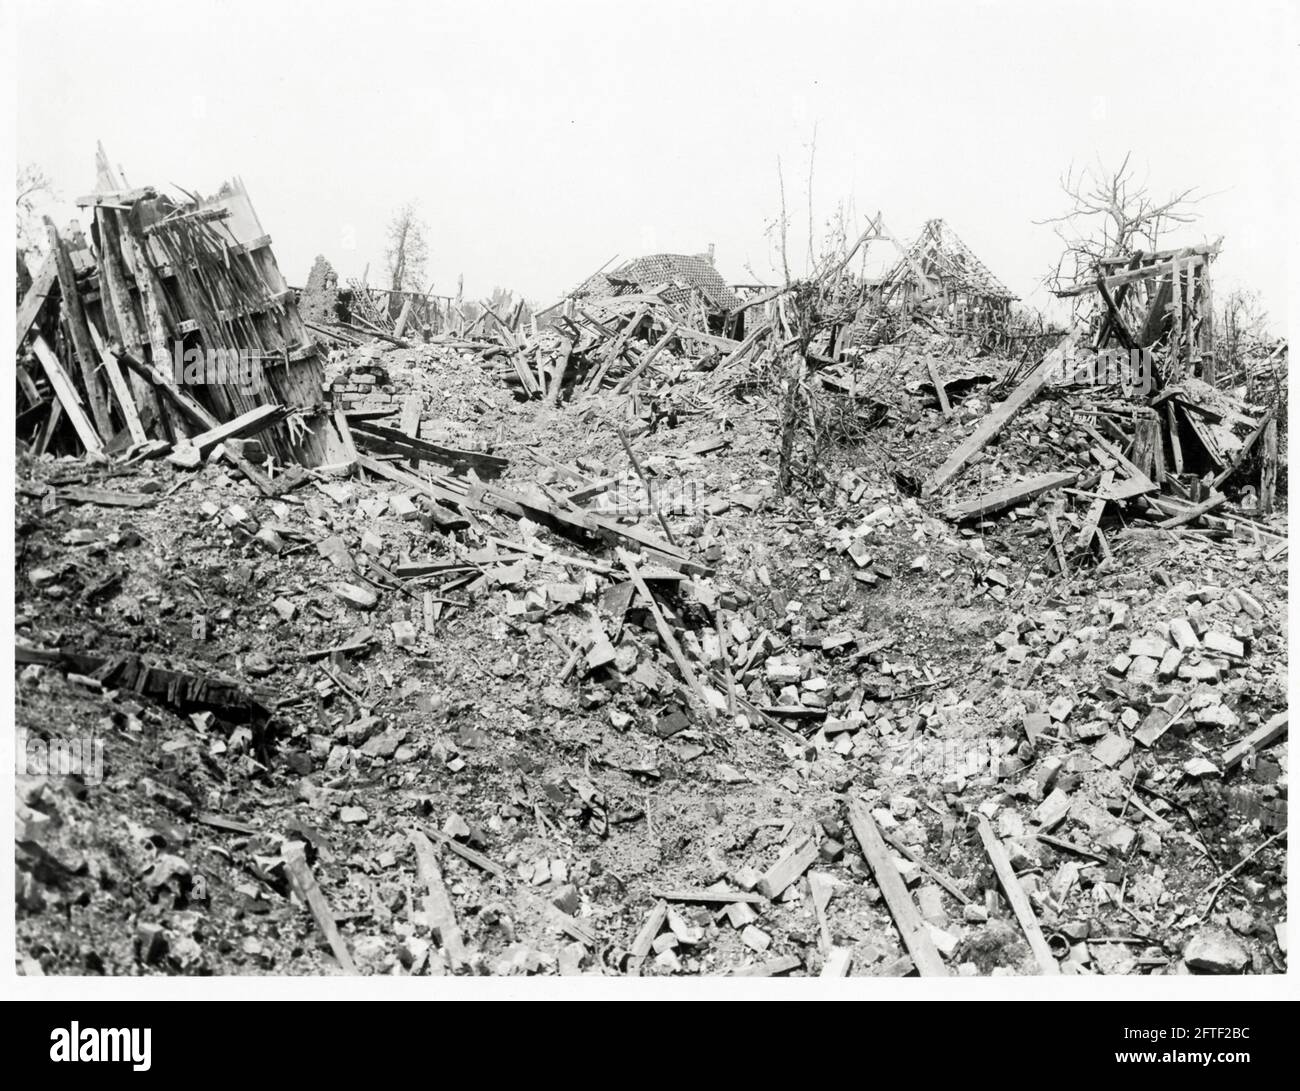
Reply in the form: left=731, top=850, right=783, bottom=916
left=1037, top=153, right=1203, bottom=292
left=16, top=162, right=55, bottom=251
left=385, top=201, right=429, bottom=295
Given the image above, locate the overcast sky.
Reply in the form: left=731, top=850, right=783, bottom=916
left=12, top=0, right=1296, bottom=326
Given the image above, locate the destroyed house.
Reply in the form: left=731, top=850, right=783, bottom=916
left=880, top=218, right=1016, bottom=329
left=16, top=146, right=356, bottom=475
left=575, top=251, right=745, bottom=336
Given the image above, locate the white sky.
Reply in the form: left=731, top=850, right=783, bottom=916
left=11, top=0, right=1297, bottom=326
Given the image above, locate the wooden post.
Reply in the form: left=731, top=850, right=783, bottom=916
left=1131, top=412, right=1161, bottom=481
left=1201, top=257, right=1215, bottom=384
left=1259, top=419, right=1278, bottom=515
left=1169, top=256, right=1182, bottom=379
left=1166, top=401, right=1184, bottom=475
left=94, top=208, right=157, bottom=424
left=46, top=220, right=114, bottom=441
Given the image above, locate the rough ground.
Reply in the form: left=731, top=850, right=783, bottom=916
left=14, top=336, right=1288, bottom=977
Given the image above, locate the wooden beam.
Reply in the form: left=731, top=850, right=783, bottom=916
left=179, top=403, right=286, bottom=458
left=1223, top=710, right=1287, bottom=772
left=1079, top=421, right=1157, bottom=495
left=281, top=841, right=357, bottom=974
left=847, top=801, right=948, bottom=977
left=944, top=471, right=1076, bottom=522
left=927, top=360, right=952, bottom=418
left=356, top=453, right=483, bottom=512
left=977, top=815, right=1059, bottom=975
left=1211, top=406, right=1275, bottom=490
left=619, top=548, right=710, bottom=714
left=1156, top=492, right=1226, bottom=529
left=1056, top=250, right=1214, bottom=298
left=349, top=419, right=507, bottom=478
left=86, top=322, right=148, bottom=445
left=1076, top=469, right=1114, bottom=550
left=409, top=830, right=470, bottom=972
left=15, top=253, right=57, bottom=351
left=399, top=396, right=421, bottom=470
left=47, top=220, right=114, bottom=439
left=30, top=336, right=105, bottom=455
left=926, top=327, right=1080, bottom=492
left=1259, top=418, right=1278, bottom=514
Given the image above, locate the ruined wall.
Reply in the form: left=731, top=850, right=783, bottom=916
left=326, top=347, right=487, bottom=450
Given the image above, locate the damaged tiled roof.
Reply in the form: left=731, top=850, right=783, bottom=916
left=577, top=253, right=743, bottom=313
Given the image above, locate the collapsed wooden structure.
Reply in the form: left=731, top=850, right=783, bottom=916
left=1056, top=239, right=1221, bottom=383
left=878, top=218, right=1017, bottom=332
left=16, top=145, right=356, bottom=484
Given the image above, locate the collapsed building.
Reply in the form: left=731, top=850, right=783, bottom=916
left=13, top=164, right=1289, bottom=979
left=573, top=249, right=747, bottom=337
left=16, top=144, right=357, bottom=479
left=878, top=218, right=1017, bottom=332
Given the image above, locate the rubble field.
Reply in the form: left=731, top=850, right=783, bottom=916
left=14, top=164, right=1288, bottom=977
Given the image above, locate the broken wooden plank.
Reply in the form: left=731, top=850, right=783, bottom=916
left=1166, top=401, right=1185, bottom=474
left=1210, top=406, right=1275, bottom=490
left=926, top=327, right=1079, bottom=492
left=820, top=948, right=854, bottom=977
left=115, top=349, right=277, bottom=494
left=85, top=322, right=147, bottom=445
left=927, top=360, right=952, bottom=418
left=423, top=827, right=509, bottom=879
left=1157, top=491, right=1226, bottom=529
left=628, top=900, right=669, bottom=962
left=756, top=837, right=818, bottom=899
left=399, top=396, right=422, bottom=470
left=409, top=830, right=470, bottom=971
left=1045, top=510, right=1069, bottom=575
left=15, top=252, right=57, bottom=351
left=47, top=220, right=114, bottom=439
left=1079, top=421, right=1157, bottom=495
left=1076, top=469, right=1114, bottom=550
left=728, top=955, right=802, bottom=977
left=619, top=548, right=710, bottom=713
left=883, top=832, right=972, bottom=906
left=58, top=486, right=157, bottom=508
left=281, top=841, right=357, bottom=974
left=944, top=471, right=1076, bottom=522
left=174, top=403, right=286, bottom=460
left=350, top=419, right=508, bottom=478
left=357, top=454, right=482, bottom=512
left=30, top=336, right=105, bottom=455
left=1223, top=710, right=1287, bottom=772
left=650, top=887, right=767, bottom=905
left=976, top=814, right=1059, bottom=975
left=14, top=645, right=275, bottom=723
left=847, top=801, right=949, bottom=977
left=1259, top=418, right=1278, bottom=514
